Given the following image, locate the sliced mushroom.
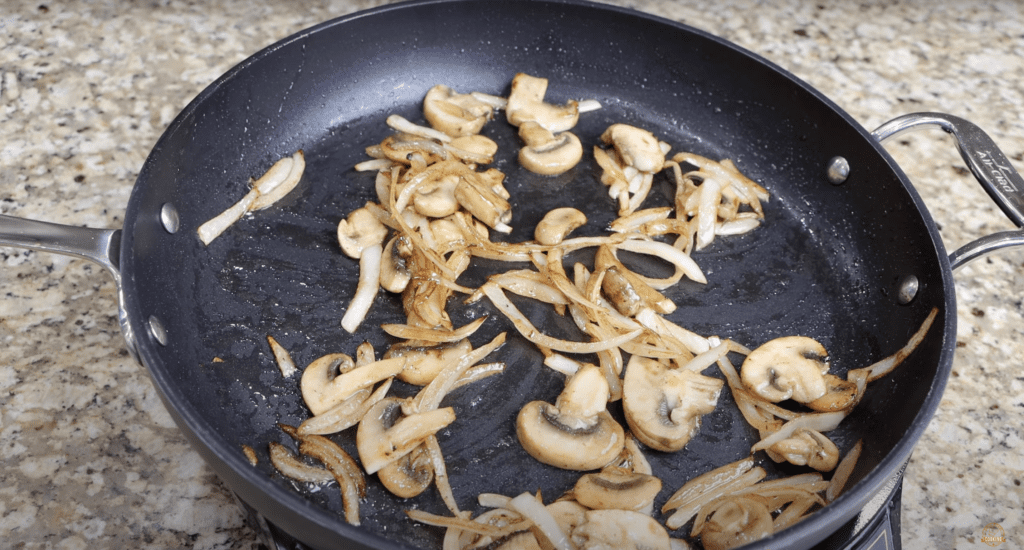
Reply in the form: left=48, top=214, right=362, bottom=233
left=740, top=336, right=830, bottom=403
left=600, top=124, right=666, bottom=174
left=805, top=373, right=859, bottom=412
left=517, top=121, right=584, bottom=176
left=356, top=397, right=457, bottom=474
left=380, top=235, right=413, bottom=293
left=571, top=509, right=671, bottom=550
left=338, top=205, right=390, bottom=332
left=766, top=428, right=840, bottom=472
left=411, top=174, right=461, bottom=218
left=534, top=207, right=587, bottom=246
left=423, top=84, right=496, bottom=137
left=455, top=174, right=513, bottom=233
left=384, top=338, right=474, bottom=386
left=378, top=443, right=434, bottom=498
left=698, top=496, right=774, bottom=550
left=594, top=245, right=675, bottom=315
left=516, top=365, right=624, bottom=471
left=572, top=466, right=662, bottom=514
left=546, top=500, right=588, bottom=536
left=505, top=73, right=580, bottom=132
left=300, top=353, right=404, bottom=416
left=622, top=356, right=723, bottom=452
left=447, top=134, right=499, bottom=164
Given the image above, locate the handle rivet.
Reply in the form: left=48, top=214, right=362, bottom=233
left=897, top=275, right=919, bottom=305
left=826, top=156, right=850, bottom=185
left=160, top=203, right=180, bottom=234
left=148, top=315, right=169, bottom=346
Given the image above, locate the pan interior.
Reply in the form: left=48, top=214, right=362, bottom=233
left=122, top=1, right=950, bottom=548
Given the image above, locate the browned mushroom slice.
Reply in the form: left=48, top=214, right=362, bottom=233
left=383, top=338, right=474, bottom=386
left=622, top=355, right=722, bottom=452
left=696, top=495, right=774, bottom=550
left=300, top=353, right=404, bottom=416
left=377, top=443, right=434, bottom=498
left=505, top=73, right=580, bottom=132
left=516, top=365, right=624, bottom=471
left=572, top=466, right=662, bottom=514
left=600, top=124, right=666, bottom=174
left=571, top=509, right=671, bottom=550
left=535, top=207, right=588, bottom=246
left=356, top=397, right=456, bottom=474
left=423, top=84, right=496, bottom=137
left=740, top=336, right=830, bottom=403
left=517, top=122, right=584, bottom=176
left=765, top=428, right=840, bottom=472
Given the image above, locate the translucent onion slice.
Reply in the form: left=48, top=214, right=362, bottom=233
left=613, top=237, right=707, bottom=287
left=751, top=412, right=847, bottom=453
left=197, top=189, right=256, bottom=245
left=826, top=439, right=863, bottom=503
left=266, top=335, right=298, bottom=378
left=508, top=492, right=573, bottom=550
left=481, top=283, right=642, bottom=354
left=426, top=435, right=460, bottom=515
left=299, top=434, right=366, bottom=525
left=412, top=332, right=507, bottom=413
left=340, top=242, right=383, bottom=333
left=268, top=441, right=334, bottom=484
left=297, top=379, right=393, bottom=436
left=382, top=316, right=488, bottom=343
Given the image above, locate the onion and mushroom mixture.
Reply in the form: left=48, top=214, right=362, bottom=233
left=203, top=73, right=938, bottom=549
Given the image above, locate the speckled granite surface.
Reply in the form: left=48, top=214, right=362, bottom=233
left=1, top=0, right=1022, bottom=549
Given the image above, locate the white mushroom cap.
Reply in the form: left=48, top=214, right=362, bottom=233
left=377, top=444, right=434, bottom=498
left=698, top=496, right=774, bottom=550
left=600, top=124, right=666, bottom=173
left=622, top=356, right=723, bottom=452
left=571, top=509, right=671, bottom=550
left=572, top=466, right=662, bottom=514
left=423, top=84, right=495, bottom=137
left=534, top=207, right=587, bottom=245
left=356, top=397, right=456, bottom=474
left=740, top=336, right=830, bottom=403
left=766, top=428, right=840, bottom=472
left=516, top=365, right=624, bottom=471
left=517, top=122, right=584, bottom=176
left=506, top=73, right=580, bottom=133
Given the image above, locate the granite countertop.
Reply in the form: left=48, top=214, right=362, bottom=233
left=1, top=0, right=1022, bottom=548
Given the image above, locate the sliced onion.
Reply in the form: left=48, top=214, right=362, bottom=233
left=426, top=435, right=460, bottom=515
left=268, top=442, right=334, bottom=484
left=382, top=316, right=488, bottom=343
left=341, top=243, right=383, bottom=333
left=826, top=439, right=863, bottom=503
left=197, top=189, right=257, bottom=245
left=299, top=434, right=366, bottom=525
left=482, top=283, right=642, bottom=354
left=751, top=412, right=847, bottom=453
left=297, top=379, right=392, bottom=436
left=413, top=332, right=507, bottom=413
left=266, top=335, right=298, bottom=378
left=508, top=492, right=574, bottom=550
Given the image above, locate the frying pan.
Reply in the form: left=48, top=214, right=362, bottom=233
left=3, top=1, right=1022, bottom=548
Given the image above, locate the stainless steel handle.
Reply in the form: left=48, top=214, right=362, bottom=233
left=0, top=214, right=140, bottom=363
left=872, top=112, right=1024, bottom=270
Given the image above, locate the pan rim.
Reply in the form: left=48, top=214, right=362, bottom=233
left=121, top=0, right=958, bottom=548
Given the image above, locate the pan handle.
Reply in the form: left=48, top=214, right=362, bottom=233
left=0, top=214, right=140, bottom=363
left=872, top=112, right=1024, bottom=270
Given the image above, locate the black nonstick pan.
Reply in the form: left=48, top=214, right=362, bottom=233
left=3, top=1, right=1023, bottom=549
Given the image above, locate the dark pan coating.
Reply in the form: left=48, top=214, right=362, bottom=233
left=119, top=1, right=955, bottom=548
